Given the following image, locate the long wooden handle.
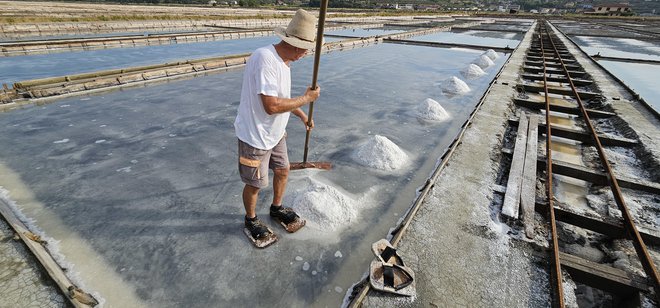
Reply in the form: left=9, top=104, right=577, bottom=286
left=302, top=0, right=329, bottom=164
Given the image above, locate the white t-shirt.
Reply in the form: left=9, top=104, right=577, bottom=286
left=234, top=44, right=291, bottom=150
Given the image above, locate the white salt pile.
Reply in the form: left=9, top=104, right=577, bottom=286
left=288, top=177, right=357, bottom=231
left=473, top=54, right=495, bottom=69
left=483, top=49, right=499, bottom=60
left=416, top=98, right=450, bottom=122
left=461, top=64, right=486, bottom=79
left=441, top=76, right=471, bottom=95
left=352, top=135, right=409, bottom=170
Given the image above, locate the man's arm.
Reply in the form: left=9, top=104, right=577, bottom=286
left=261, top=86, right=320, bottom=115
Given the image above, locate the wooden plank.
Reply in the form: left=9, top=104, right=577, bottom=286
left=508, top=118, right=638, bottom=147
left=559, top=252, right=651, bottom=295
left=535, top=200, right=660, bottom=247
left=513, top=98, right=615, bottom=118
left=0, top=199, right=96, bottom=307
left=521, top=115, right=538, bottom=238
left=522, top=84, right=600, bottom=99
left=502, top=112, right=528, bottom=219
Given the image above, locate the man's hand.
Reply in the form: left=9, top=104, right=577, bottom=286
left=304, top=86, right=321, bottom=103
left=299, top=114, right=314, bottom=131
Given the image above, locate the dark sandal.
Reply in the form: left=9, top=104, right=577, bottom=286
left=372, top=239, right=405, bottom=266
left=369, top=260, right=416, bottom=297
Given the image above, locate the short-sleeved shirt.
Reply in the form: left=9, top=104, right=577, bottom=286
left=234, top=44, right=291, bottom=150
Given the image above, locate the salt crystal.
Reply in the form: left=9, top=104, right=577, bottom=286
left=295, top=256, right=303, bottom=261
left=53, top=139, right=69, bottom=144
left=461, top=64, right=487, bottom=79
left=441, top=76, right=471, bottom=95
left=334, top=250, right=343, bottom=258
left=416, top=98, right=450, bottom=121
left=334, top=286, right=343, bottom=293
left=303, top=262, right=310, bottom=271
left=312, top=271, right=317, bottom=275
left=353, top=135, right=408, bottom=170
left=473, top=55, right=495, bottom=69
left=483, top=49, right=499, bottom=60
left=95, top=139, right=106, bottom=144
left=289, top=178, right=357, bottom=231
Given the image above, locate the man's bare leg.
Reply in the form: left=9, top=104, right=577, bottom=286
left=272, top=167, right=288, bottom=206
left=243, top=184, right=260, bottom=218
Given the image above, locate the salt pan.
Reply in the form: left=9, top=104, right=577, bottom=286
left=441, top=76, right=471, bottom=95
left=417, top=98, right=450, bottom=121
left=288, top=178, right=357, bottom=231
left=473, top=55, right=495, bottom=69
left=461, top=64, right=486, bottom=79
left=483, top=49, right=499, bottom=60
left=353, top=135, right=409, bottom=170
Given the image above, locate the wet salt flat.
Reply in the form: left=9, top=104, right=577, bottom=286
left=325, top=27, right=406, bottom=37
left=0, top=40, right=508, bottom=306
left=571, top=36, right=660, bottom=61
left=599, top=60, right=660, bottom=112
left=413, top=30, right=523, bottom=48
left=0, top=35, right=276, bottom=85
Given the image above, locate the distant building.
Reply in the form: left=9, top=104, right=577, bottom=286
left=585, top=3, right=632, bottom=15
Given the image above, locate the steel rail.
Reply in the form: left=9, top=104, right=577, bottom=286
left=543, top=21, right=660, bottom=295
left=539, top=23, right=565, bottom=308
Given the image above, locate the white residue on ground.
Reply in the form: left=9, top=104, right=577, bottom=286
left=416, top=98, right=451, bottom=122
left=352, top=135, right=409, bottom=171
left=562, top=273, right=579, bottom=308
left=286, top=177, right=358, bottom=231
left=461, top=64, right=487, bottom=79
left=303, top=262, right=310, bottom=271
left=441, top=76, right=471, bottom=96
left=53, top=139, right=69, bottom=144
left=473, top=54, right=495, bottom=69
left=334, top=250, right=343, bottom=258
left=483, top=49, right=500, bottom=60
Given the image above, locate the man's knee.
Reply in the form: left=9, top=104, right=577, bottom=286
left=273, top=167, right=289, bottom=178
left=244, top=184, right=260, bottom=194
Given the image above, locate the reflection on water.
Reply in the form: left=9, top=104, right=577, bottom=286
left=599, top=60, right=660, bottom=113
left=0, top=35, right=278, bottom=85
left=413, top=31, right=522, bottom=48
left=572, top=35, right=660, bottom=61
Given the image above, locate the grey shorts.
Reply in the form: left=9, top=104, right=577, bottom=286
left=238, top=136, right=289, bottom=188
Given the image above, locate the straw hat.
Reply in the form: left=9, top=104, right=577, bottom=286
left=274, top=9, right=318, bottom=50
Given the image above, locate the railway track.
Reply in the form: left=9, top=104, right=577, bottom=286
left=501, top=21, right=659, bottom=306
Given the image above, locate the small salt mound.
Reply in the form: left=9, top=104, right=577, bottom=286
left=441, top=76, right=471, bottom=95
left=483, top=49, right=499, bottom=60
left=473, top=55, right=495, bottom=69
left=353, top=135, right=408, bottom=170
left=417, top=98, right=450, bottom=121
left=461, top=64, right=486, bottom=79
left=289, top=178, right=357, bottom=231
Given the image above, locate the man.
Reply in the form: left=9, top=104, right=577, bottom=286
left=234, top=9, right=321, bottom=246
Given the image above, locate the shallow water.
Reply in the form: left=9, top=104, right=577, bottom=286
left=0, top=28, right=220, bottom=43
left=598, top=60, right=660, bottom=113
left=0, top=42, right=508, bottom=307
left=0, top=35, right=278, bottom=85
left=413, top=31, right=523, bottom=49
left=571, top=35, right=660, bottom=61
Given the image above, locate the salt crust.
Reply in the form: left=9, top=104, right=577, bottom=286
left=441, top=76, right=471, bottom=95
left=352, top=135, right=409, bottom=170
left=483, top=49, right=499, bottom=60
left=461, top=64, right=487, bottom=80
left=473, top=54, right=495, bottom=69
left=417, top=98, right=450, bottom=121
left=288, top=177, right=357, bottom=231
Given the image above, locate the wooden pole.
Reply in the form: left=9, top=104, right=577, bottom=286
left=302, top=0, right=329, bottom=164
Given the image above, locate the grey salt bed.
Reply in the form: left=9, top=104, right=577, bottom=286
left=599, top=60, right=660, bottom=113
left=571, top=35, right=660, bottom=61
left=0, top=35, right=278, bottom=85
left=413, top=31, right=523, bottom=49
left=0, top=42, right=507, bottom=306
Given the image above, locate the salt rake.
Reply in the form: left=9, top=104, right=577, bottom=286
left=289, top=0, right=332, bottom=171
